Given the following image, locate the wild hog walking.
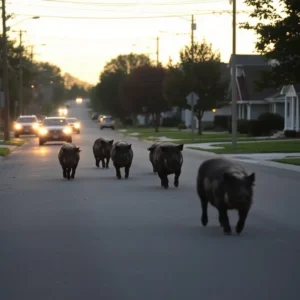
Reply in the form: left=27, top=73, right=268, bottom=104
left=110, top=141, right=133, bottom=179
left=147, top=142, right=162, bottom=173
left=93, top=138, right=114, bottom=168
left=197, top=157, right=255, bottom=235
left=152, top=143, right=184, bottom=189
left=58, top=143, right=81, bottom=180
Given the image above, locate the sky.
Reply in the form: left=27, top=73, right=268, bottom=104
left=5, top=0, right=258, bottom=85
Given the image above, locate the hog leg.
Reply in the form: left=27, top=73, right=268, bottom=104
left=114, top=164, right=122, bottom=179
left=124, top=164, right=131, bottom=179
left=174, top=170, right=181, bottom=188
left=95, top=158, right=100, bottom=168
left=197, top=184, right=208, bottom=226
left=101, top=159, right=105, bottom=169
left=218, top=210, right=224, bottom=227
left=67, top=168, right=71, bottom=180
left=236, top=208, right=250, bottom=234
left=219, top=207, right=232, bottom=235
left=159, top=171, right=169, bottom=189
left=70, top=164, right=77, bottom=179
left=63, top=167, right=67, bottom=178
left=105, top=157, right=110, bottom=169
left=151, top=161, right=157, bottom=173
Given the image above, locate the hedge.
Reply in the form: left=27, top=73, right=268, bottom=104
left=162, top=116, right=182, bottom=127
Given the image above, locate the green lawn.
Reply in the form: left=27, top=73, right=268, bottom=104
left=272, top=158, right=300, bottom=166
left=0, top=138, right=27, bottom=146
left=188, top=140, right=300, bottom=154
left=0, top=148, right=10, bottom=156
left=118, top=128, right=249, bottom=143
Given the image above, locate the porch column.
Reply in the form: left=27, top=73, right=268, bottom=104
left=274, top=103, right=277, bottom=113
left=291, top=97, right=295, bottom=130
left=238, top=104, right=241, bottom=120
left=296, top=96, right=299, bottom=131
left=247, top=104, right=251, bottom=120
left=284, top=96, right=287, bottom=130
left=241, top=104, right=245, bottom=119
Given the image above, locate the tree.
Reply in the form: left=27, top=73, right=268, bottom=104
left=91, top=69, right=129, bottom=123
left=241, top=0, right=300, bottom=87
left=121, top=65, right=169, bottom=132
left=103, top=53, right=151, bottom=75
left=164, top=39, right=227, bottom=134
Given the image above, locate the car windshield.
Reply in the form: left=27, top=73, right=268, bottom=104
left=17, top=117, right=36, bottom=123
left=104, top=117, right=113, bottom=121
left=43, top=118, right=67, bottom=126
left=67, top=118, right=78, bottom=123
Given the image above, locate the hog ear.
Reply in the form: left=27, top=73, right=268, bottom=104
left=223, top=172, right=235, bottom=183
left=177, top=144, right=184, bottom=151
left=247, top=173, right=255, bottom=185
left=147, top=144, right=156, bottom=151
left=109, top=140, right=114, bottom=145
left=76, top=147, right=81, bottom=152
left=127, top=144, right=132, bottom=150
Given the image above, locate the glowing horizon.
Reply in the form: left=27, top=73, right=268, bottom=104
left=6, top=0, right=258, bottom=85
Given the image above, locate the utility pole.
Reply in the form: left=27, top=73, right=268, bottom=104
left=30, top=45, right=34, bottom=62
left=156, top=36, right=159, bottom=66
left=231, top=0, right=237, bottom=148
left=191, top=14, right=196, bottom=140
left=2, top=0, right=10, bottom=141
left=17, top=30, right=26, bottom=116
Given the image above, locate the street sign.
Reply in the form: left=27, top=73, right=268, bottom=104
left=186, top=92, right=199, bottom=106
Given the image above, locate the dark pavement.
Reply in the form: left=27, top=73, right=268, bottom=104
left=1, top=100, right=300, bottom=300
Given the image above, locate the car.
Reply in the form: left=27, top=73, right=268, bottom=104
left=91, top=112, right=99, bottom=120
left=58, top=106, right=68, bottom=116
left=100, top=116, right=115, bottom=130
left=38, top=116, right=73, bottom=146
left=76, top=97, right=83, bottom=104
left=13, top=115, right=40, bottom=138
left=66, top=117, right=81, bottom=134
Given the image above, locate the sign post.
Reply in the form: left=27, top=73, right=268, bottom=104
left=186, top=92, right=199, bottom=141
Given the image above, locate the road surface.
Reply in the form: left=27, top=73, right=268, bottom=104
left=1, top=101, right=300, bottom=300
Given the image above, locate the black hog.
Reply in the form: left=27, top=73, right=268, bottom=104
left=93, top=138, right=114, bottom=169
left=110, top=141, right=133, bottom=179
left=197, top=157, right=255, bottom=235
left=152, top=143, right=184, bottom=189
left=147, top=142, right=162, bottom=173
left=58, top=143, right=81, bottom=180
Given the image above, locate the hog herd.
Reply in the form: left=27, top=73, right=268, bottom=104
left=57, top=138, right=256, bottom=235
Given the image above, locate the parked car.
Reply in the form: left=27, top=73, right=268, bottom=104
left=38, top=116, right=72, bottom=146
left=66, top=117, right=81, bottom=134
left=91, top=112, right=99, bottom=120
left=100, top=116, right=115, bottom=130
left=14, top=115, right=39, bottom=138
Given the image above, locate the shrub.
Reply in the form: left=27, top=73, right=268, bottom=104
left=257, top=112, right=284, bottom=135
left=162, top=116, right=182, bottom=127
left=284, top=130, right=300, bottom=138
left=214, top=115, right=231, bottom=130
left=178, top=123, right=187, bottom=130
left=248, top=120, right=263, bottom=136
left=237, top=120, right=249, bottom=134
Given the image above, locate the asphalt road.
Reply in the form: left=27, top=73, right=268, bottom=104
left=1, top=101, right=300, bottom=300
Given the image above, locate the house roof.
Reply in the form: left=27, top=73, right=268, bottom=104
left=228, top=54, right=269, bottom=67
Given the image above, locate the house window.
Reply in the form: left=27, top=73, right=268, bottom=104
left=287, top=101, right=290, bottom=117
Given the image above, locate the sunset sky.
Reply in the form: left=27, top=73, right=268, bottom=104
left=6, top=0, right=258, bottom=85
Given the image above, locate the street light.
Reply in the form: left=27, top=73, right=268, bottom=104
left=6, top=16, right=40, bottom=30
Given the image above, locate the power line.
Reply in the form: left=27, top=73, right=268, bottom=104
left=13, top=10, right=246, bottom=20
left=43, top=0, right=227, bottom=6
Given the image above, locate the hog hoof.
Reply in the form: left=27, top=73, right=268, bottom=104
left=235, top=224, right=244, bottom=234
left=174, top=181, right=179, bottom=188
left=163, top=185, right=169, bottom=189
left=106, top=166, right=109, bottom=169
left=223, top=228, right=232, bottom=235
left=117, top=176, right=121, bottom=180
left=201, top=215, right=208, bottom=226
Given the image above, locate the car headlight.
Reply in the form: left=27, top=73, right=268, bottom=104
left=32, top=122, right=39, bottom=129
left=63, top=127, right=72, bottom=134
left=58, top=108, right=63, bottom=114
left=74, top=123, right=80, bottom=129
left=39, top=128, right=48, bottom=135
left=63, top=109, right=68, bottom=115
left=15, top=123, right=22, bottom=130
